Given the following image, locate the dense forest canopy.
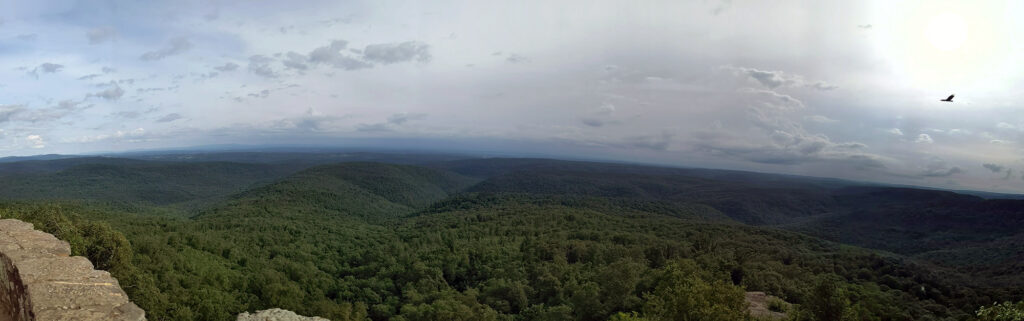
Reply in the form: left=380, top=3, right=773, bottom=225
left=0, top=152, right=1021, bottom=321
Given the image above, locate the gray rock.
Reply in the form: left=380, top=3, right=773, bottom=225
left=237, top=308, right=330, bottom=321
left=0, top=219, right=146, bottom=321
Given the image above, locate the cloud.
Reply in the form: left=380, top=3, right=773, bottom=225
left=742, top=68, right=788, bottom=88
left=87, top=27, right=117, bottom=44
left=506, top=54, right=529, bottom=64
left=265, top=109, right=345, bottom=133
left=887, top=128, right=904, bottom=136
left=980, top=163, right=1014, bottom=180
left=89, top=82, right=125, bottom=100
left=915, top=133, right=933, bottom=144
left=30, top=63, right=64, bottom=77
left=247, top=55, right=278, bottom=78
left=808, top=81, right=838, bottom=91
left=624, top=132, right=674, bottom=151
left=362, top=41, right=431, bottom=64
left=156, top=113, right=183, bottom=122
left=386, top=113, right=427, bottom=125
left=804, top=115, right=837, bottom=123
left=66, top=128, right=150, bottom=143
left=0, top=105, right=26, bottom=123
left=996, top=122, right=1019, bottom=130
left=690, top=85, right=881, bottom=169
left=39, top=63, right=64, bottom=73
left=726, top=66, right=837, bottom=91
left=743, top=89, right=804, bottom=110
left=308, top=40, right=371, bottom=70
left=356, top=113, right=427, bottom=132
left=214, top=62, right=239, bottom=72
left=581, top=102, right=619, bottom=127
left=857, top=24, right=873, bottom=29
left=25, top=135, right=45, bottom=149
left=281, top=52, right=310, bottom=70
left=922, top=157, right=962, bottom=177
left=982, top=163, right=1005, bottom=173
left=140, top=37, right=193, bottom=61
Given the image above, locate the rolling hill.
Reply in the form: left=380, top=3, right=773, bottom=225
left=0, top=154, right=1019, bottom=320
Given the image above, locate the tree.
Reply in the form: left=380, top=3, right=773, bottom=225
left=976, top=301, right=1024, bottom=321
left=802, top=275, right=847, bottom=321
left=641, top=260, right=748, bottom=321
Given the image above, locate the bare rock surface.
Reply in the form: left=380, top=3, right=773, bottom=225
left=745, top=291, right=790, bottom=320
left=0, top=219, right=145, bottom=321
left=237, top=308, right=330, bottom=321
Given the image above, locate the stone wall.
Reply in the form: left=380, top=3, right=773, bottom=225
left=0, top=219, right=145, bottom=321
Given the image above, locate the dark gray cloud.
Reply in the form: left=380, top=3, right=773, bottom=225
left=982, top=163, right=1004, bottom=173
left=156, top=113, right=183, bottom=122
left=362, top=41, right=431, bottom=64
left=36, top=63, right=64, bottom=73
left=308, top=40, right=371, bottom=70
left=89, top=83, right=125, bottom=100
left=78, top=74, right=100, bottom=80
left=281, top=52, right=309, bottom=70
left=140, top=37, right=193, bottom=61
left=87, top=27, right=117, bottom=44
left=247, top=55, right=278, bottom=78
left=743, top=68, right=788, bottom=88
left=923, top=157, right=963, bottom=177
left=214, top=62, right=239, bottom=72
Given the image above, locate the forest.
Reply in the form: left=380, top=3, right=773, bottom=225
left=0, top=153, right=1021, bottom=321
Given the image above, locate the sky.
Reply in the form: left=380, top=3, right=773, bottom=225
left=1, top=0, right=1024, bottom=193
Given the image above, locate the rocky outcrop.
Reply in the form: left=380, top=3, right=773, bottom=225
left=0, top=219, right=145, bottom=321
left=237, top=308, right=329, bottom=321
left=745, top=291, right=790, bottom=320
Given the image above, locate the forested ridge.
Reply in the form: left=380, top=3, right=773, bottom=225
left=0, top=155, right=1021, bottom=320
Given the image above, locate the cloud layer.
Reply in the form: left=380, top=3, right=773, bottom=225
left=0, top=0, right=1023, bottom=193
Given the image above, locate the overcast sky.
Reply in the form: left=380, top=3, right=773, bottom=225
left=1, top=0, right=1024, bottom=192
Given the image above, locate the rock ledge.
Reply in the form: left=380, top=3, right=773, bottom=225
left=237, top=308, right=329, bottom=321
left=0, top=219, right=145, bottom=321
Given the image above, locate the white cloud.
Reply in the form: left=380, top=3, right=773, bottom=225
left=915, top=134, right=933, bottom=144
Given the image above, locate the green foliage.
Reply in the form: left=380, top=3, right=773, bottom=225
left=802, top=276, right=847, bottom=321
left=0, top=157, right=1019, bottom=321
left=977, top=301, right=1024, bottom=321
left=641, top=260, right=747, bottom=321
left=767, top=298, right=785, bottom=313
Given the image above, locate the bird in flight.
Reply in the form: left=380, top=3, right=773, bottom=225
left=940, top=94, right=955, bottom=102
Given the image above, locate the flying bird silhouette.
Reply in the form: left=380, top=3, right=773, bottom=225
left=940, top=94, right=954, bottom=102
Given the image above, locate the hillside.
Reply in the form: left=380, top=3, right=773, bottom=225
left=0, top=159, right=299, bottom=208
left=0, top=155, right=1019, bottom=320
